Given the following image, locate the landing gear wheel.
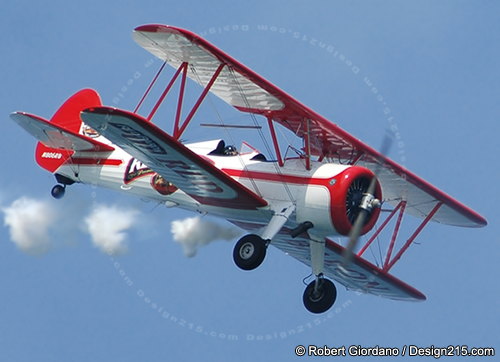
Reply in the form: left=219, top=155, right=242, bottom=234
left=51, top=184, right=66, bottom=199
left=233, top=234, right=267, bottom=270
left=303, top=278, right=337, bottom=314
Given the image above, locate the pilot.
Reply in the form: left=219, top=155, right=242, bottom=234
left=224, top=145, right=238, bottom=156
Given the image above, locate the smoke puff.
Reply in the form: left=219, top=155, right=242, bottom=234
left=84, top=204, right=138, bottom=255
left=2, top=197, right=57, bottom=255
left=171, top=216, right=241, bottom=257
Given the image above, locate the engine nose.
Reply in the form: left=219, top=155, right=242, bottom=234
left=329, top=166, right=382, bottom=236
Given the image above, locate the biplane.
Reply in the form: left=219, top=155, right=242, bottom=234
left=10, top=25, right=487, bottom=314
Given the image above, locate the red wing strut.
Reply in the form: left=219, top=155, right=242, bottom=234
left=81, top=107, right=268, bottom=210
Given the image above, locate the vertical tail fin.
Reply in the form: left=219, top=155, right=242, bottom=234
left=50, top=89, right=102, bottom=132
left=35, top=89, right=102, bottom=172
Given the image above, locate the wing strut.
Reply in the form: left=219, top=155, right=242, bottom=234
left=137, top=60, right=225, bottom=139
left=174, top=63, right=225, bottom=139
left=173, top=62, right=189, bottom=134
left=385, top=202, right=442, bottom=271
left=134, top=61, right=167, bottom=114
left=267, top=116, right=283, bottom=166
left=383, top=201, right=407, bottom=269
left=356, top=201, right=442, bottom=272
left=305, top=118, right=312, bottom=170
left=357, top=200, right=406, bottom=257
left=147, top=62, right=186, bottom=121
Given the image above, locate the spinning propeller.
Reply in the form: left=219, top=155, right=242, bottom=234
left=341, top=134, right=393, bottom=265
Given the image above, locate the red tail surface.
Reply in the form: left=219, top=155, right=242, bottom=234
left=36, top=89, right=102, bottom=172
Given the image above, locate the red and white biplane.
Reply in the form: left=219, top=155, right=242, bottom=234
left=10, top=25, right=487, bottom=313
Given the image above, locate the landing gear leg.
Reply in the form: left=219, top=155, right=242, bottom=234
left=303, top=238, right=337, bottom=313
left=51, top=173, right=75, bottom=199
left=233, top=203, right=295, bottom=271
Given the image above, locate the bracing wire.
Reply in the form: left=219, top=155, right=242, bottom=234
left=190, top=66, right=262, bottom=197
left=376, top=231, right=384, bottom=267
left=366, top=221, right=385, bottom=268
left=225, top=66, right=296, bottom=202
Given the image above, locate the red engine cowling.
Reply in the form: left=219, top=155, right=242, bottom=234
left=328, top=166, right=382, bottom=236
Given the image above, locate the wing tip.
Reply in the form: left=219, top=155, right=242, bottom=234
left=458, top=212, right=488, bottom=228
left=9, top=111, right=23, bottom=121
left=477, top=214, right=488, bottom=227
left=82, top=106, right=142, bottom=122
left=413, top=291, right=427, bottom=302
left=134, top=24, right=166, bottom=32
left=134, top=24, right=183, bottom=34
left=9, top=111, right=48, bottom=124
left=133, top=24, right=197, bottom=41
left=444, top=213, right=488, bottom=228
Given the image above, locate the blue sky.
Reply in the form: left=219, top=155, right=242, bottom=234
left=1, top=1, right=498, bottom=361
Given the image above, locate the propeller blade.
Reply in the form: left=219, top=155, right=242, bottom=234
left=341, top=132, right=393, bottom=265
left=343, top=209, right=369, bottom=264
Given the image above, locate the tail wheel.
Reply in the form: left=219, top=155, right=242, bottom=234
left=303, top=278, right=337, bottom=314
left=233, top=234, right=267, bottom=271
left=51, top=184, right=66, bottom=199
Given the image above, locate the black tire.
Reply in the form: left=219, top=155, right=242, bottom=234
left=51, top=185, right=65, bottom=199
left=233, top=234, right=267, bottom=270
left=303, top=278, right=337, bottom=314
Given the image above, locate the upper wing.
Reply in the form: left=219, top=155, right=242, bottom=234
left=133, top=24, right=486, bottom=228
left=81, top=107, right=268, bottom=210
left=10, top=112, right=114, bottom=152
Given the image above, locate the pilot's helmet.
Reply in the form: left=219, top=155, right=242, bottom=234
left=224, top=145, right=238, bottom=155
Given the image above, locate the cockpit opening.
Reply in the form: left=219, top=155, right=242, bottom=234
left=208, top=140, right=268, bottom=161
left=208, top=140, right=239, bottom=156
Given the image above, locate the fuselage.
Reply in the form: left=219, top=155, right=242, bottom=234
left=53, top=137, right=370, bottom=239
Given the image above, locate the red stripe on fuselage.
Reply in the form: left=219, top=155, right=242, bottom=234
left=221, top=168, right=330, bottom=186
left=69, top=158, right=123, bottom=166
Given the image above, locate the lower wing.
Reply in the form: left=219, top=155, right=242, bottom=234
left=230, top=220, right=425, bottom=301
left=81, top=107, right=268, bottom=210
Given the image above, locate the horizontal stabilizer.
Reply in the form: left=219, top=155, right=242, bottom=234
left=10, top=112, right=114, bottom=152
left=81, top=107, right=268, bottom=210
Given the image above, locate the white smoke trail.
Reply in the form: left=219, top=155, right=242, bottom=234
left=2, top=197, right=57, bottom=255
left=84, top=204, right=138, bottom=255
left=171, top=216, right=241, bottom=257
